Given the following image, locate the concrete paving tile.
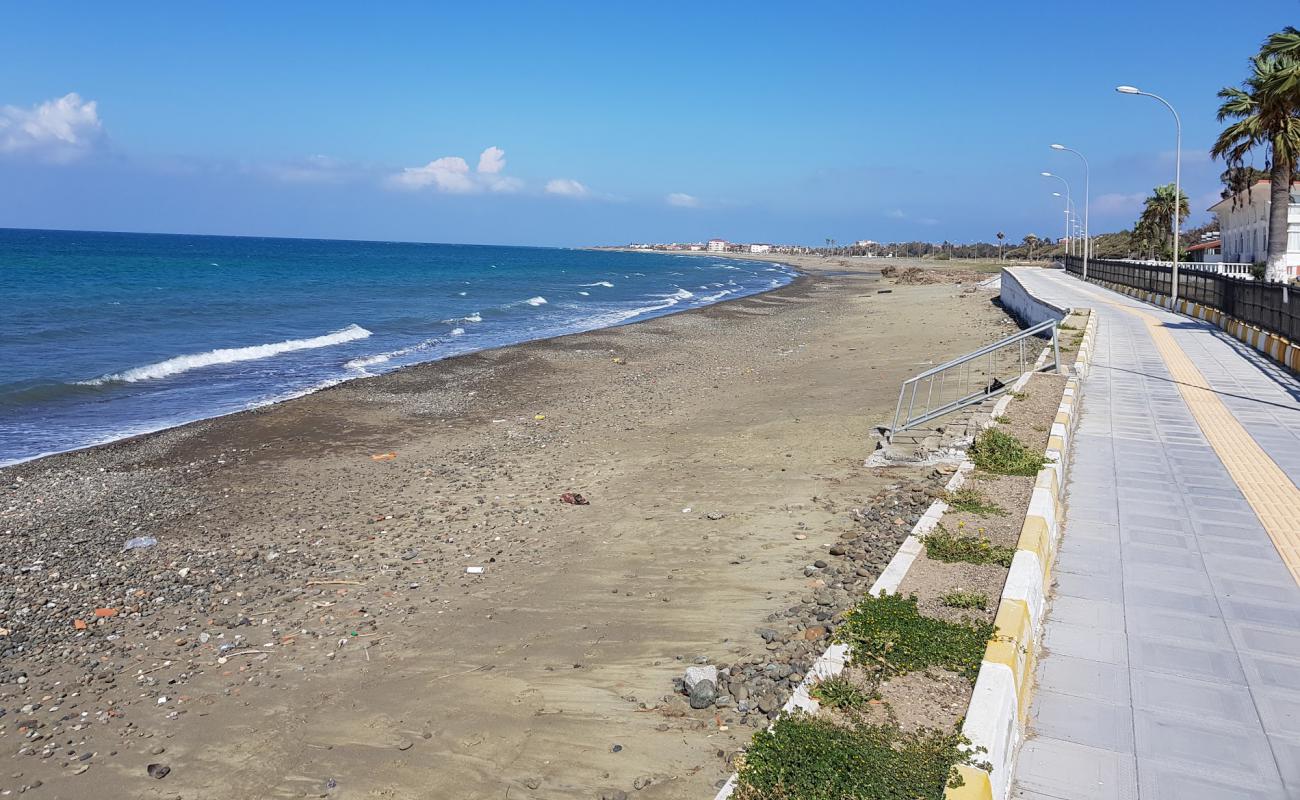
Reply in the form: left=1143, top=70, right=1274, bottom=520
left=1229, top=623, right=1300, bottom=660
left=1129, top=670, right=1261, bottom=728
left=1054, top=571, right=1124, bottom=604
left=1015, top=736, right=1139, bottom=800
left=1047, top=596, right=1126, bottom=629
left=1125, top=607, right=1233, bottom=648
left=1220, top=598, right=1300, bottom=629
left=1134, top=708, right=1278, bottom=777
left=1043, top=621, right=1129, bottom=665
left=1252, top=688, right=1300, bottom=738
left=1127, top=637, right=1246, bottom=684
left=1031, top=690, right=1134, bottom=753
left=1135, top=766, right=1284, bottom=800
left=1038, top=654, right=1132, bottom=705
left=1240, top=652, right=1300, bottom=692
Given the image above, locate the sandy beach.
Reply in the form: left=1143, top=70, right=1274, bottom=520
left=0, top=256, right=1015, bottom=799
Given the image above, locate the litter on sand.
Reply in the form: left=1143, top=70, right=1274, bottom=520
left=123, top=536, right=158, bottom=551
left=560, top=492, right=590, bottom=505
left=466, top=566, right=485, bottom=574
left=370, top=452, right=397, bottom=461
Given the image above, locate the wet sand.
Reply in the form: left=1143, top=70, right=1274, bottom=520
left=0, top=257, right=1013, bottom=799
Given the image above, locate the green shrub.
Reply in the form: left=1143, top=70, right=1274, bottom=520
left=924, top=527, right=1015, bottom=568
left=835, top=593, right=995, bottom=683
left=810, top=675, right=876, bottom=710
left=734, top=714, right=981, bottom=800
left=968, top=429, right=1046, bottom=476
left=941, top=591, right=989, bottom=611
left=945, top=487, right=1004, bottom=517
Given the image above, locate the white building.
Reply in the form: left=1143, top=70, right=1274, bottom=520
left=748, top=243, right=772, bottom=254
left=706, top=239, right=727, bottom=252
left=1208, top=181, right=1300, bottom=277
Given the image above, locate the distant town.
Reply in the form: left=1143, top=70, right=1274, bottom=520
left=623, top=239, right=896, bottom=256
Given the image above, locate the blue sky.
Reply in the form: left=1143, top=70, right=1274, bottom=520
left=0, top=2, right=1292, bottom=246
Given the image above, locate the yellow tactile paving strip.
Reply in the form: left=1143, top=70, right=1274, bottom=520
left=1067, top=280, right=1300, bottom=584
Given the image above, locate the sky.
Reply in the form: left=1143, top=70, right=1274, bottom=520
left=0, top=1, right=1294, bottom=247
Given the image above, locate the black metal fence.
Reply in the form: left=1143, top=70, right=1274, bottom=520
left=1065, top=256, right=1300, bottom=343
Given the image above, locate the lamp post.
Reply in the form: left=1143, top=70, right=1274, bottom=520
left=1044, top=172, right=1072, bottom=261
left=1052, top=193, right=1073, bottom=257
left=1117, top=85, right=1182, bottom=303
left=1051, top=144, right=1090, bottom=280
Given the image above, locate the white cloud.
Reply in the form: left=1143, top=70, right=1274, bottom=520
left=886, top=209, right=906, bottom=220
left=477, top=146, right=505, bottom=175
left=545, top=178, right=588, bottom=197
left=388, top=146, right=522, bottom=193
left=0, top=92, right=104, bottom=162
left=666, top=192, right=699, bottom=208
left=261, top=154, right=355, bottom=184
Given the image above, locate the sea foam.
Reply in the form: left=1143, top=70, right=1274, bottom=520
left=84, top=324, right=372, bottom=384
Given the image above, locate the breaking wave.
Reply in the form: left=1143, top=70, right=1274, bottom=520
left=82, top=325, right=372, bottom=385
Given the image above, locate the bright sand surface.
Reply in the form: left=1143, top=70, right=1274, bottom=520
left=0, top=256, right=1014, bottom=798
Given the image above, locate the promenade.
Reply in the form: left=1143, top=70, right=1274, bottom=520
left=1009, top=268, right=1300, bottom=799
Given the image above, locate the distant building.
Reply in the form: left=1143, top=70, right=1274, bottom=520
left=706, top=239, right=727, bottom=252
left=748, top=243, right=772, bottom=254
left=1208, top=181, right=1300, bottom=276
left=688, top=244, right=705, bottom=251
left=1185, top=239, right=1223, bottom=264
left=854, top=240, right=877, bottom=248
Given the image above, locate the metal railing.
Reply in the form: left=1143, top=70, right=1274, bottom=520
left=886, top=319, right=1061, bottom=440
left=1067, top=255, right=1300, bottom=342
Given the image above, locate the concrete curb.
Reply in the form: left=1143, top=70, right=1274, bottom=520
left=715, top=314, right=1095, bottom=799
left=946, top=307, right=1096, bottom=800
left=1087, top=277, right=1299, bottom=374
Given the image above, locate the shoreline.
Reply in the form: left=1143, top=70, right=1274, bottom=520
left=0, top=262, right=1009, bottom=799
left=1, top=253, right=815, bottom=472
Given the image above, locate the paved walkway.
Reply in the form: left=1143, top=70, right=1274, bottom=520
left=1008, top=269, right=1300, bottom=800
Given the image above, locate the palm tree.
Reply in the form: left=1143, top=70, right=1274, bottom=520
left=1211, top=29, right=1300, bottom=281
left=1133, top=184, right=1190, bottom=260
left=1021, top=233, right=1039, bottom=260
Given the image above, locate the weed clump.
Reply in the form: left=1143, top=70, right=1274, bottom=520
left=941, top=591, right=990, bottom=611
left=810, top=675, right=876, bottom=710
left=968, top=429, right=1046, bottom=476
left=835, top=593, right=994, bottom=684
left=945, top=487, right=1004, bottom=517
left=734, top=714, right=983, bottom=800
left=924, top=527, right=1015, bottom=568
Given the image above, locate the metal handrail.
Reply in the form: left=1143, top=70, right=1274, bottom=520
left=886, top=319, right=1060, bottom=440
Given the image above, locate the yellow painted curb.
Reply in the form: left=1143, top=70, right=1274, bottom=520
left=946, top=765, right=994, bottom=800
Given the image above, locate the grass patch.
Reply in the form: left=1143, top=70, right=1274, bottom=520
left=924, top=526, right=1016, bottom=568
left=968, top=428, right=1046, bottom=476
left=941, top=591, right=989, bottom=611
left=810, top=675, right=876, bottom=710
left=1009, top=390, right=1028, bottom=401
left=945, top=487, right=1004, bottom=517
left=734, top=714, right=984, bottom=800
left=835, top=593, right=995, bottom=683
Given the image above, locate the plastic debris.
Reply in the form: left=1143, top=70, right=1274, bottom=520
left=370, top=452, right=397, bottom=461
left=534, top=413, right=546, bottom=420
left=466, top=566, right=485, bottom=574
left=560, top=492, right=589, bottom=505
left=123, top=536, right=158, bottom=551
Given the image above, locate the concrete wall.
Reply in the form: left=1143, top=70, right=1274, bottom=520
left=1000, top=268, right=1066, bottom=328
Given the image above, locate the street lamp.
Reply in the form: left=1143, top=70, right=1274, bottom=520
left=1043, top=172, right=1072, bottom=260
left=1117, top=85, right=1182, bottom=303
left=1051, top=144, right=1090, bottom=280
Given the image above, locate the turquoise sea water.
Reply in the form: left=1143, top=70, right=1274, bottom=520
left=0, top=229, right=795, bottom=465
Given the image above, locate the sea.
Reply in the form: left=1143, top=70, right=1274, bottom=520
left=0, top=229, right=796, bottom=466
